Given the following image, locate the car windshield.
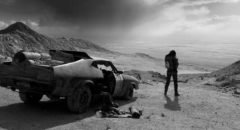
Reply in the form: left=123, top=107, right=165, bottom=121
left=92, top=61, right=117, bottom=73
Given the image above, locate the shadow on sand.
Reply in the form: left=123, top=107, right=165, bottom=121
left=0, top=97, right=137, bottom=130
left=164, top=95, right=181, bottom=111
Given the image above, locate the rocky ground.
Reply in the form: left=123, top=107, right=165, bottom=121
left=0, top=74, right=240, bottom=130
left=0, top=22, right=240, bottom=130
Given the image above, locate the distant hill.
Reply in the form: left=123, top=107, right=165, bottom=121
left=203, top=60, right=240, bottom=95
left=135, top=53, right=158, bottom=60
left=0, top=22, right=110, bottom=57
left=211, top=60, right=240, bottom=77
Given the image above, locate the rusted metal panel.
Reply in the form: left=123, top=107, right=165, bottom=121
left=112, top=73, right=124, bottom=97
left=0, top=51, right=54, bottom=84
left=54, top=59, right=103, bottom=79
left=49, top=50, right=74, bottom=63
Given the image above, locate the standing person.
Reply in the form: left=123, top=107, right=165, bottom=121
left=164, top=50, right=179, bottom=96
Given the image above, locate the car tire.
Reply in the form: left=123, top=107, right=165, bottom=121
left=67, top=85, right=92, bottom=113
left=19, top=92, right=43, bottom=104
left=123, top=85, right=134, bottom=100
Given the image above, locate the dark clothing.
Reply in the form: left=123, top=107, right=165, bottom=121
left=99, top=92, right=115, bottom=111
left=165, top=54, right=179, bottom=72
left=164, top=70, right=178, bottom=95
left=164, top=54, right=179, bottom=95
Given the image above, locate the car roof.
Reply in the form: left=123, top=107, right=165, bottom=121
left=84, top=59, right=111, bottom=63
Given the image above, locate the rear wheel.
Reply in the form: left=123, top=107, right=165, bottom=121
left=67, top=85, right=92, bottom=113
left=123, top=85, right=134, bottom=100
left=19, top=92, right=43, bottom=104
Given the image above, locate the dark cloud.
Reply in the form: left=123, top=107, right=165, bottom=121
left=0, top=0, right=48, bottom=20
left=0, top=0, right=149, bottom=28
left=39, top=0, right=147, bottom=27
left=0, top=0, right=161, bottom=42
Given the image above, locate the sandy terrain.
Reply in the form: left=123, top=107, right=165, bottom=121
left=0, top=76, right=240, bottom=130
left=0, top=22, right=239, bottom=130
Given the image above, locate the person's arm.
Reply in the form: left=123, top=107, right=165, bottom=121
left=165, top=56, right=170, bottom=69
left=165, top=61, right=170, bottom=69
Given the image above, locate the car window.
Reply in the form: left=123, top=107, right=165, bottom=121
left=92, top=61, right=118, bottom=73
left=97, top=64, right=113, bottom=72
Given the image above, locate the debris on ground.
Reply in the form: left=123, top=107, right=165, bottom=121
left=96, top=106, right=143, bottom=119
left=96, top=92, right=142, bottom=119
left=161, top=113, right=166, bottom=117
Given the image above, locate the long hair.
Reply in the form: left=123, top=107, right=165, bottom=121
left=169, top=50, right=176, bottom=57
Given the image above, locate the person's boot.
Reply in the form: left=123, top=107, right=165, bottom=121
left=174, top=86, right=180, bottom=96
left=164, top=88, right=168, bottom=96
left=174, top=84, right=179, bottom=96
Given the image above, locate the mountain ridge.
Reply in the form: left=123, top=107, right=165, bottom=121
left=211, top=60, right=240, bottom=77
left=0, top=22, right=111, bottom=57
left=0, top=22, right=36, bottom=35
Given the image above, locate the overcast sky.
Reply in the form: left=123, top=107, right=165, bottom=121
left=0, top=0, right=240, bottom=44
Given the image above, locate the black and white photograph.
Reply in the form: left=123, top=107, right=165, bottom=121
left=0, top=0, right=240, bottom=129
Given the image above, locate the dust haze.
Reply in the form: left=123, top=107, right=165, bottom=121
left=0, top=0, right=240, bottom=130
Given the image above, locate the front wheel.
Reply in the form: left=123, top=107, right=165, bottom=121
left=67, top=85, right=92, bottom=113
left=19, top=92, right=43, bottom=104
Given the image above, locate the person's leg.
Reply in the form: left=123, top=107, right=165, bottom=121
left=173, top=72, right=179, bottom=96
left=164, top=70, right=172, bottom=95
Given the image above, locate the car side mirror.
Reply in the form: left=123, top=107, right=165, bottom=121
left=117, top=70, right=123, bottom=74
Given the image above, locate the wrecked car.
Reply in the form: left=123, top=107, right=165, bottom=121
left=0, top=50, right=139, bottom=113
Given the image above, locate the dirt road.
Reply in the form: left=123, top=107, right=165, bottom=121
left=0, top=80, right=240, bottom=130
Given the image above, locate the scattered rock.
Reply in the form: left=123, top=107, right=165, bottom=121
left=161, top=113, right=165, bottom=117
left=178, top=79, right=188, bottom=83
left=106, top=125, right=112, bottom=130
left=216, top=76, right=227, bottom=82
left=234, top=89, right=240, bottom=95
left=204, top=83, right=213, bottom=86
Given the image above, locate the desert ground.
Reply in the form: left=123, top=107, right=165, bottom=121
left=0, top=22, right=240, bottom=130
left=0, top=73, right=240, bottom=130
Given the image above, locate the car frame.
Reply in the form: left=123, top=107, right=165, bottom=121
left=0, top=51, right=139, bottom=113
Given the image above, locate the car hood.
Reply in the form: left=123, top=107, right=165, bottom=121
left=122, top=74, right=139, bottom=83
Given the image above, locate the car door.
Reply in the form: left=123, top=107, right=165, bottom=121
left=93, top=60, right=124, bottom=97
left=106, top=62, right=124, bottom=97
left=112, top=72, right=124, bottom=97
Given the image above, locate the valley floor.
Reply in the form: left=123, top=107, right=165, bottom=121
left=0, top=77, right=240, bottom=130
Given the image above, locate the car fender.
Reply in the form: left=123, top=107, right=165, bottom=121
left=116, top=74, right=139, bottom=97
left=130, top=81, right=139, bottom=90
